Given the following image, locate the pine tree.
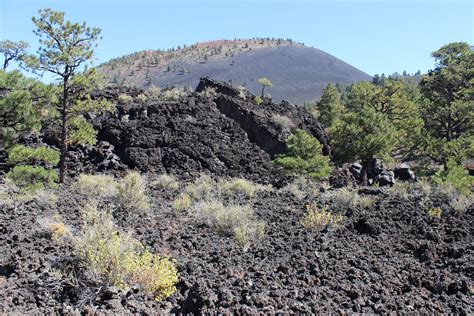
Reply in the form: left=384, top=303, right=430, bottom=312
left=332, top=106, right=397, bottom=185
left=0, top=70, right=56, bottom=148
left=317, top=83, right=343, bottom=129
left=258, top=77, right=273, bottom=97
left=274, top=129, right=331, bottom=180
left=25, top=9, right=114, bottom=183
left=0, top=40, right=29, bottom=70
left=419, top=42, right=473, bottom=164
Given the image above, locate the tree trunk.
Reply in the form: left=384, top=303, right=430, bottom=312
left=360, top=159, right=370, bottom=186
left=261, top=86, right=265, bottom=98
left=58, top=76, right=69, bottom=183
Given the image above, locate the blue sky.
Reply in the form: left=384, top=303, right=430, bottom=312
left=0, top=0, right=472, bottom=76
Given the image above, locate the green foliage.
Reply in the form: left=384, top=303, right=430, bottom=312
left=68, top=115, right=98, bottom=145
left=76, top=203, right=178, bottom=300
left=6, top=165, right=58, bottom=192
left=0, top=40, right=29, bottom=70
left=0, top=70, right=57, bottom=147
left=419, top=42, right=473, bottom=163
left=432, top=159, right=473, bottom=195
left=317, top=83, right=343, bottom=129
left=25, top=9, right=113, bottom=182
left=274, top=129, right=331, bottom=180
left=258, top=77, right=272, bottom=97
left=7, top=144, right=59, bottom=165
left=254, top=95, right=263, bottom=105
left=26, top=9, right=101, bottom=76
left=346, top=80, right=423, bottom=154
left=332, top=106, right=396, bottom=163
left=6, top=144, right=59, bottom=192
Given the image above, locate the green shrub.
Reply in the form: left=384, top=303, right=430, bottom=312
left=254, top=95, right=263, bottom=105
left=8, top=144, right=59, bottom=165
left=432, top=159, right=473, bottom=195
left=302, top=204, right=344, bottom=230
left=75, top=203, right=178, bottom=300
left=117, top=171, right=150, bottom=213
left=274, top=129, right=331, bottom=180
left=6, top=145, right=59, bottom=192
left=6, top=165, right=58, bottom=192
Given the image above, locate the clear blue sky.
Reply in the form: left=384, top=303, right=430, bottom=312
left=1, top=0, right=472, bottom=76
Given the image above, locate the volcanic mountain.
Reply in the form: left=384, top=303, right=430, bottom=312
left=97, top=38, right=371, bottom=104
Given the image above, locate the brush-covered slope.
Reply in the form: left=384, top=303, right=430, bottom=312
left=98, top=38, right=371, bottom=104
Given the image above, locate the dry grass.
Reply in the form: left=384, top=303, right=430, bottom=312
left=301, top=204, right=344, bottom=231
left=428, top=207, right=442, bottom=218
left=192, top=200, right=265, bottom=248
left=117, top=171, right=150, bottom=213
left=219, top=178, right=266, bottom=199
left=280, top=176, right=318, bottom=200
left=151, top=174, right=180, bottom=191
left=118, top=93, right=133, bottom=105
left=75, top=174, right=117, bottom=199
left=185, top=174, right=216, bottom=201
left=449, top=194, right=472, bottom=212
left=173, top=194, right=192, bottom=212
left=74, top=202, right=178, bottom=301
left=324, top=188, right=376, bottom=209
left=435, top=183, right=473, bottom=212
left=38, top=215, right=71, bottom=241
left=271, top=114, right=295, bottom=133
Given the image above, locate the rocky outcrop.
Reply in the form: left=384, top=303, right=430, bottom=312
left=196, top=77, right=331, bottom=157
left=88, top=89, right=278, bottom=183
left=58, top=79, right=329, bottom=183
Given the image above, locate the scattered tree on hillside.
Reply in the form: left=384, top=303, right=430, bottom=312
left=258, top=77, right=273, bottom=97
left=372, top=73, right=387, bottom=86
left=0, top=40, right=29, bottom=70
left=419, top=42, right=473, bottom=164
left=25, top=9, right=113, bottom=183
left=274, top=129, right=331, bottom=180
